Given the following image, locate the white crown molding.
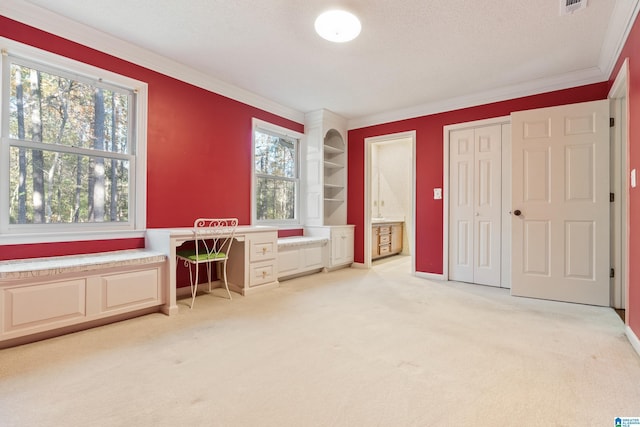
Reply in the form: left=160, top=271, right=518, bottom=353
left=349, top=1, right=640, bottom=131
left=599, top=0, right=640, bottom=78
left=347, top=67, right=607, bottom=130
left=0, top=0, right=305, bottom=124
left=3, top=0, right=636, bottom=132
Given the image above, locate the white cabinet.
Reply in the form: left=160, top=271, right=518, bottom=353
left=305, top=225, right=354, bottom=270
left=0, top=252, right=166, bottom=347
left=330, top=226, right=355, bottom=267
left=277, top=237, right=327, bottom=280
left=227, top=230, right=278, bottom=294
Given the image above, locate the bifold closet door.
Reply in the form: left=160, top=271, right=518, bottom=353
left=449, top=125, right=502, bottom=286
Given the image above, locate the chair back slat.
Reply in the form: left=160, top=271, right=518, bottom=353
left=193, top=218, right=238, bottom=259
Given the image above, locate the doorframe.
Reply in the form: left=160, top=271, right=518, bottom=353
left=443, top=116, right=511, bottom=284
left=609, top=58, right=630, bottom=314
left=364, top=131, right=416, bottom=272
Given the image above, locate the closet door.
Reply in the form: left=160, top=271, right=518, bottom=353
left=449, top=125, right=502, bottom=286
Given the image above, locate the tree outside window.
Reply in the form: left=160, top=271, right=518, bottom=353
left=254, top=127, right=299, bottom=223
left=4, top=59, right=133, bottom=226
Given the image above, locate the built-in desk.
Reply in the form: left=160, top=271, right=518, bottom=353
left=145, top=226, right=279, bottom=315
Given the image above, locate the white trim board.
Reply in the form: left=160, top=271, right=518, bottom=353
left=3, top=0, right=637, bottom=132
left=348, top=68, right=605, bottom=130
left=0, top=0, right=304, bottom=124
left=349, top=0, right=640, bottom=130
left=415, top=272, right=444, bottom=281
left=627, top=326, right=640, bottom=359
left=364, top=131, right=417, bottom=274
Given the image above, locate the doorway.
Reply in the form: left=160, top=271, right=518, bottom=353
left=609, top=58, right=629, bottom=314
left=364, top=131, right=416, bottom=271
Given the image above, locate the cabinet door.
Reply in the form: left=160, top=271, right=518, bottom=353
left=331, top=227, right=354, bottom=265
left=371, top=226, right=380, bottom=258
left=391, top=223, right=403, bottom=253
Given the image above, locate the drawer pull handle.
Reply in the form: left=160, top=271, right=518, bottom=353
left=262, top=247, right=266, bottom=255
left=262, top=271, right=267, bottom=278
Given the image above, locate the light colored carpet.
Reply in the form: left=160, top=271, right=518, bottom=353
left=1, top=255, right=639, bottom=426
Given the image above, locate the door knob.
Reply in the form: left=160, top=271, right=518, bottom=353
left=513, top=209, right=522, bottom=216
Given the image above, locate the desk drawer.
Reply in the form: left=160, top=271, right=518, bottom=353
left=249, top=260, right=276, bottom=287
left=379, top=244, right=391, bottom=256
left=378, top=226, right=391, bottom=235
left=379, top=234, right=390, bottom=244
left=249, top=233, right=277, bottom=262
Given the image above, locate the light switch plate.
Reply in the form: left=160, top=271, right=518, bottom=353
left=434, top=188, right=442, bottom=199
left=632, top=169, right=637, bottom=188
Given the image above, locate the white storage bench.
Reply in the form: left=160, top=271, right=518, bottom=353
left=0, top=249, right=166, bottom=348
left=277, top=236, right=328, bottom=280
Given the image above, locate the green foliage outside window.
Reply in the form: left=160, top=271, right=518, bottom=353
left=254, top=130, right=297, bottom=221
left=6, top=61, right=132, bottom=225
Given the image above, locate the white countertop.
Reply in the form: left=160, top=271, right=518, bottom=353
left=371, top=218, right=405, bottom=224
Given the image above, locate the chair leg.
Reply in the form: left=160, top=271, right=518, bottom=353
left=190, top=262, right=198, bottom=309
left=222, top=259, right=232, bottom=300
left=206, top=262, right=212, bottom=293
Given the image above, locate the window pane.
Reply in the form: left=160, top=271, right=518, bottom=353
left=9, top=63, right=129, bottom=154
left=9, top=147, right=129, bottom=224
left=255, top=177, right=295, bottom=220
left=254, top=130, right=295, bottom=178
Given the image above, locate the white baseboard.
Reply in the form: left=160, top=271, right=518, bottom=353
left=626, top=325, right=640, bottom=358
left=415, top=271, right=444, bottom=281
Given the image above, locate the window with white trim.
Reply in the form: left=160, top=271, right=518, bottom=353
left=0, top=41, right=147, bottom=242
left=252, top=119, right=302, bottom=226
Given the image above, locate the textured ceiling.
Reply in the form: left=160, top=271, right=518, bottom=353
left=4, top=0, right=636, bottom=126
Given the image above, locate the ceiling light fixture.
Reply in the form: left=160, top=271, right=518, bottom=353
left=314, top=10, right=361, bottom=43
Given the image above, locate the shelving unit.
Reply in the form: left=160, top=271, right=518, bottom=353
left=303, top=110, right=348, bottom=226
left=322, top=130, right=346, bottom=220
left=302, top=109, right=354, bottom=270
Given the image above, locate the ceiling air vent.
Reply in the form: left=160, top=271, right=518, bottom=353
left=560, top=0, right=587, bottom=15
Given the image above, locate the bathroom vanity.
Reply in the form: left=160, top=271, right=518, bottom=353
left=371, top=221, right=403, bottom=260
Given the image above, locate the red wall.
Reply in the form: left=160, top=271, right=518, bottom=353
left=0, top=16, right=303, bottom=261
left=347, top=84, right=609, bottom=274
left=2, top=13, right=640, bottom=340
left=609, top=12, right=640, bottom=336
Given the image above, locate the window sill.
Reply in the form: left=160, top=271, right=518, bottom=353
left=0, top=230, right=146, bottom=245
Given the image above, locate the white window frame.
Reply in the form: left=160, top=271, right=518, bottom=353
left=251, top=118, right=303, bottom=228
left=0, top=37, right=148, bottom=244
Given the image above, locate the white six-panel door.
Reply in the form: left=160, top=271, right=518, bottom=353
left=449, top=125, right=502, bottom=286
left=510, top=100, right=609, bottom=305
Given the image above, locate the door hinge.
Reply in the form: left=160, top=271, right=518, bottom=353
left=610, top=268, right=615, bottom=278
left=610, top=192, right=615, bottom=202
left=610, top=117, right=615, bottom=127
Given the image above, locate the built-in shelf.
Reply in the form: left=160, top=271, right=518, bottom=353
left=323, top=145, right=344, bottom=154
left=303, top=110, right=347, bottom=227
left=324, top=160, right=344, bottom=169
